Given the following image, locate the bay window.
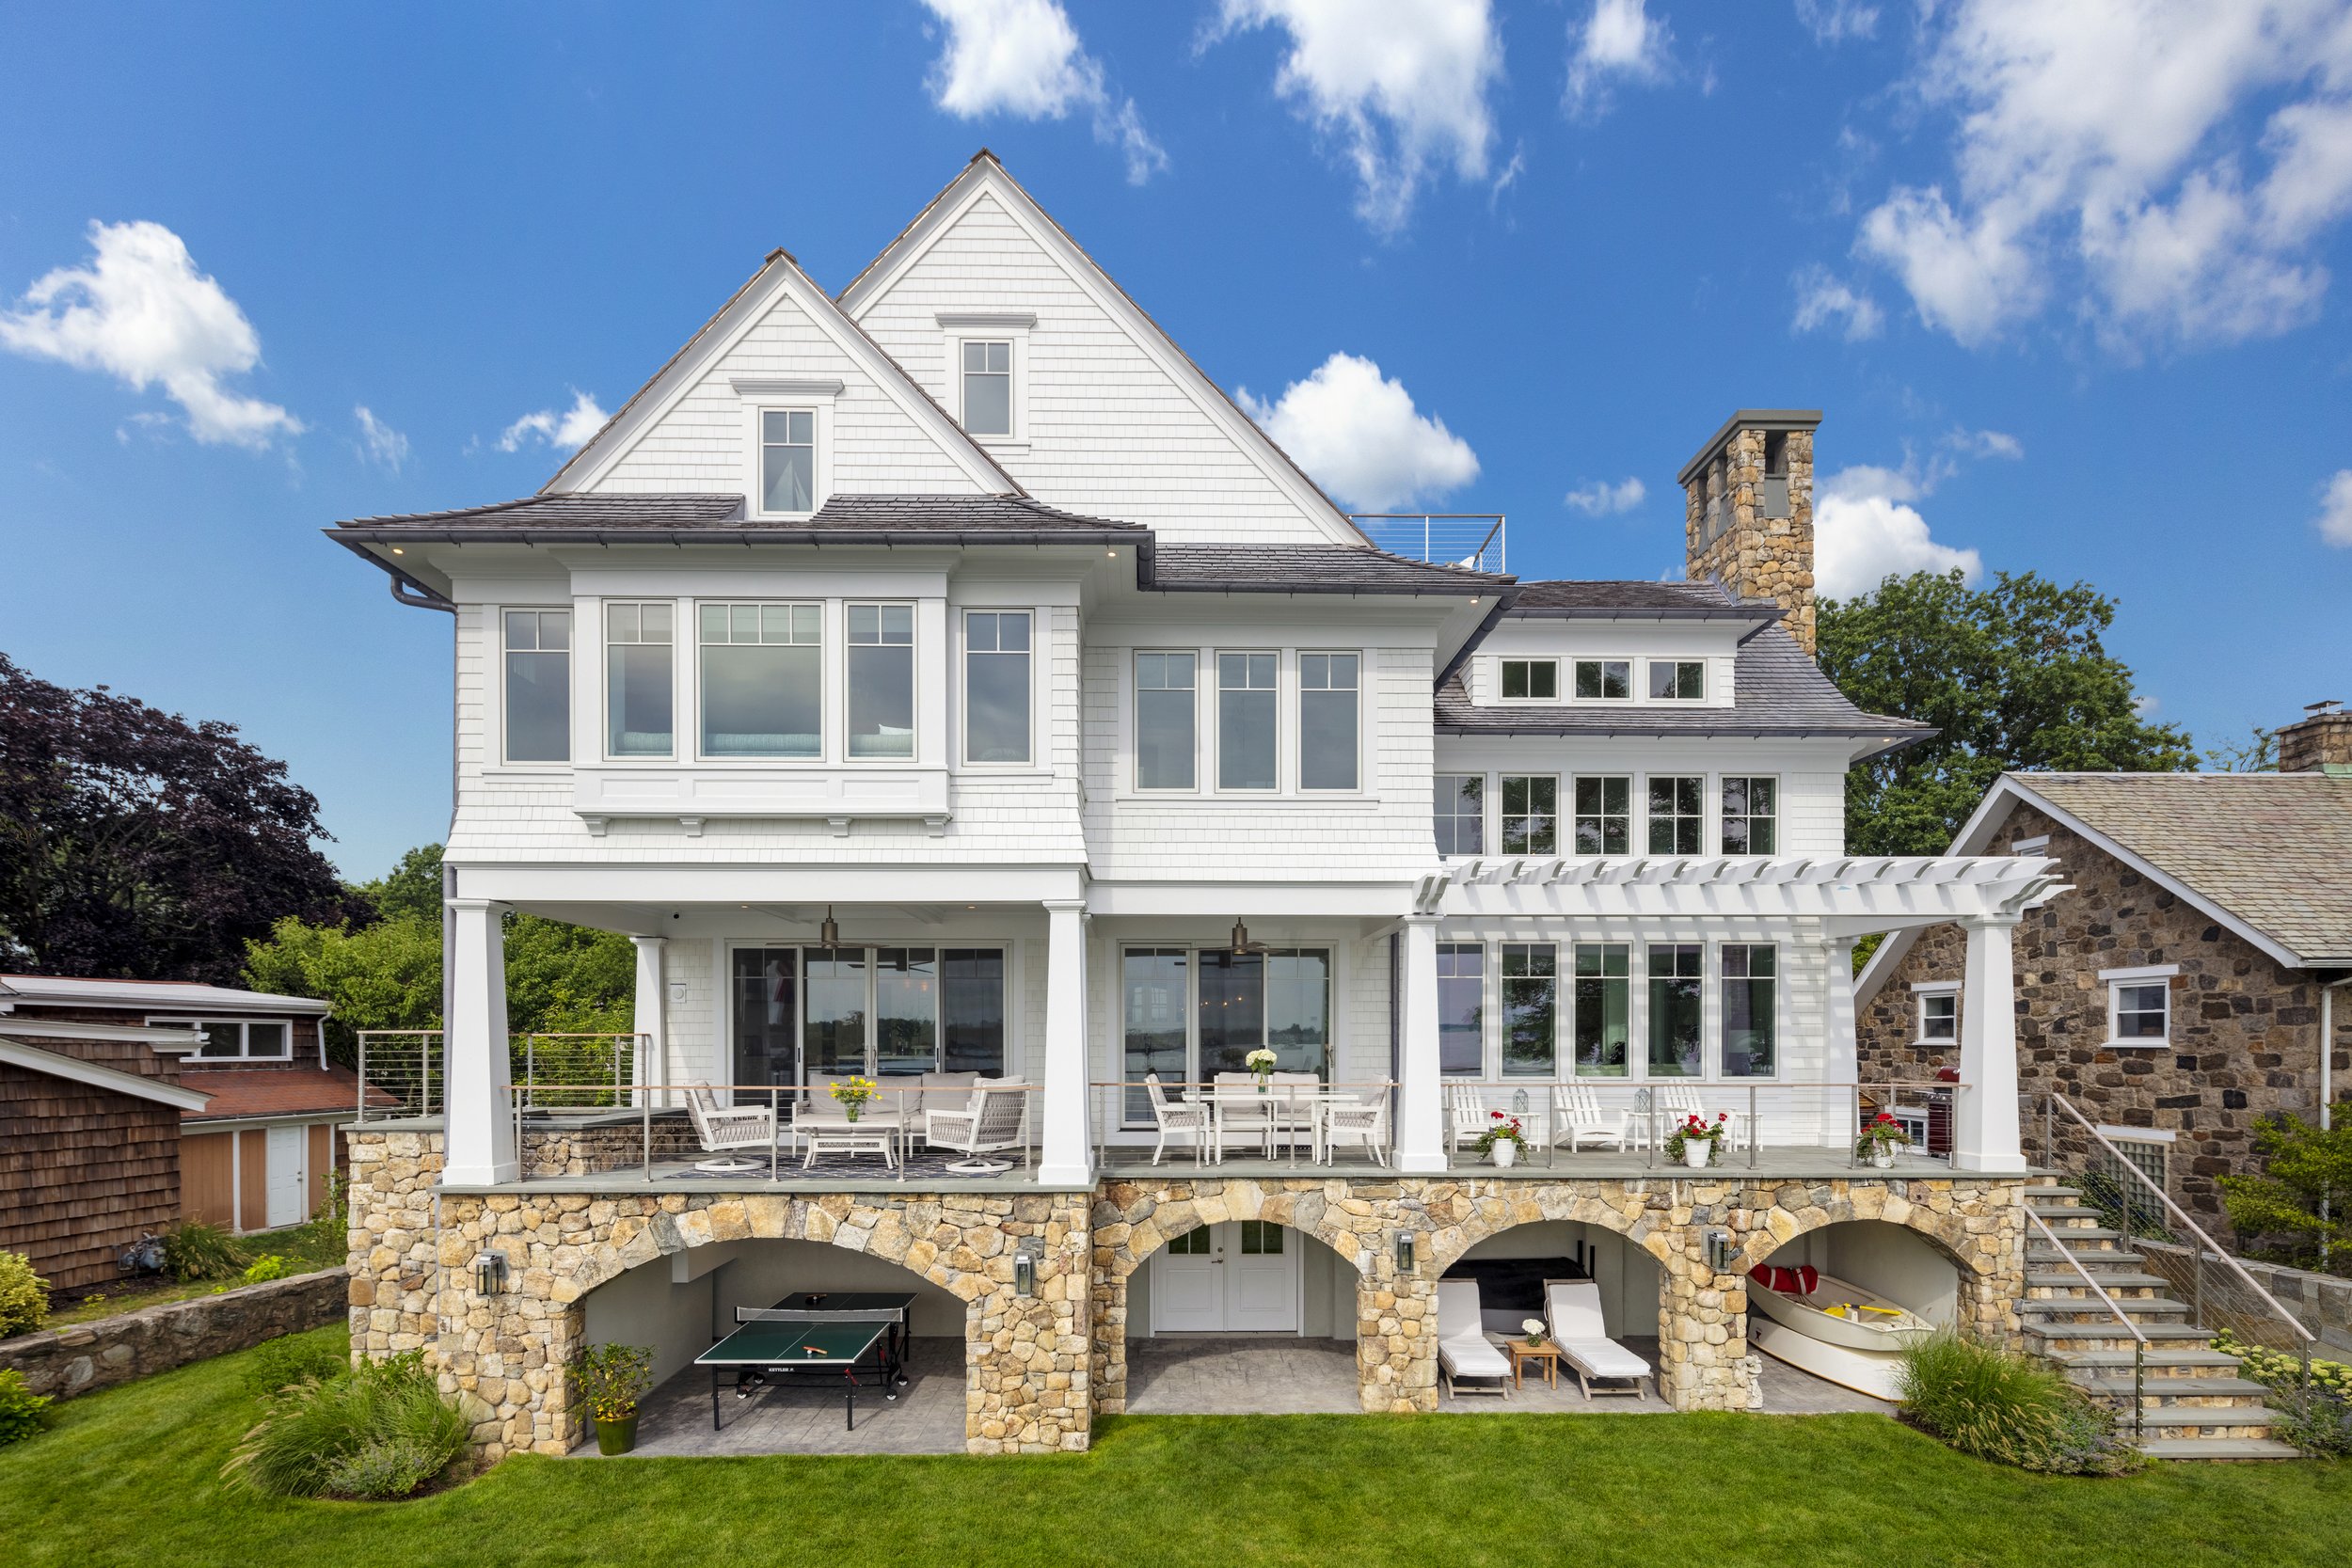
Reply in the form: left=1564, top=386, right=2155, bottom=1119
left=1298, top=653, right=1359, bottom=790
left=1136, top=652, right=1198, bottom=789
left=847, top=604, right=914, bottom=759
left=605, top=602, right=675, bottom=757
left=502, top=609, right=570, bottom=763
left=699, top=602, right=820, bottom=757
left=964, top=610, right=1031, bottom=764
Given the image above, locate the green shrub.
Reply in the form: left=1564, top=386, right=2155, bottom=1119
left=0, top=1369, right=55, bottom=1446
left=239, top=1334, right=350, bottom=1398
left=163, top=1221, right=249, bottom=1283
left=570, top=1341, right=654, bottom=1421
left=242, top=1254, right=291, bottom=1285
left=2214, top=1328, right=2352, bottom=1399
left=0, top=1251, right=51, bottom=1337
left=225, top=1350, right=468, bottom=1499
left=1896, top=1330, right=2141, bottom=1476
left=2266, top=1378, right=2352, bottom=1459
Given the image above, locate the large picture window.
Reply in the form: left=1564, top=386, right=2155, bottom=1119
left=1501, top=942, right=1557, bottom=1078
left=1217, top=652, right=1278, bottom=790
left=1573, top=776, right=1631, bottom=855
left=503, top=610, right=570, bottom=763
left=1435, top=774, right=1484, bottom=855
left=700, top=603, right=820, bottom=757
left=1297, top=653, right=1359, bottom=790
left=1120, top=945, right=1335, bottom=1118
left=606, top=602, right=675, bottom=757
left=1721, top=943, right=1776, bottom=1077
left=1502, top=775, right=1558, bottom=855
left=1438, top=942, right=1484, bottom=1076
left=1136, top=652, right=1197, bottom=789
left=964, top=610, right=1031, bottom=764
left=847, top=604, right=915, bottom=759
left=1647, top=943, right=1703, bottom=1078
left=1572, top=943, right=1629, bottom=1077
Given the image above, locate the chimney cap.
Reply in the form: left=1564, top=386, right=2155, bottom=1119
left=1677, top=409, right=1823, bottom=486
left=2303, top=699, right=2344, bottom=717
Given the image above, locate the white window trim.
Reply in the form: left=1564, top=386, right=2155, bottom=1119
left=1639, top=770, right=1709, bottom=857
left=939, top=313, right=1033, bottom=449
left=1569, top=657, right=1637, bottom=704
left=689, top=599, right=827, bottom=766
left=1912, top=980, right=1962, bottom=1045
left=844, top=601, right=920, bottom=766
left=2010, top=834, right=2051, bottom=854
left=1434, top=770, right=1488, bottom=858
left=1499, top=772, right=1563, bottom=856
left=1721, top=773, right=1781, bottom=855
left=497, top=605, right=573, bottom=769
left=723, top=940, right=1016, bottom=1085
left=1295, top=648, right=1366, bottom=794
left=1495, top=657, right=1561, bottom=705
left=1130, top=647, right=1204, bottom=795
left=959, top=607, right=1035, bottom=769
left=2100, top=964, right=2177, bottom=1049
left=148, top=1017, right=294, bottom=1063
left=739, top=391, right=836, bottom=520
left=600, top=598, right=684, bottom=763
left=1211, top=647, right=1283, bottom=795
left=1643, top=657, right=1708, bottom=704
left=1570, top=772, right=1635, bottom=857
left=1717, top=941, right=1782, bottom=1082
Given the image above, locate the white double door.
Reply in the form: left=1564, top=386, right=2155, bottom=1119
left=1152, top=1222, right=1300, bottom=1334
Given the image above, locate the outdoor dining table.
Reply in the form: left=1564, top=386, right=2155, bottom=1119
left=1181, top=1084, right=1378, bottom=1167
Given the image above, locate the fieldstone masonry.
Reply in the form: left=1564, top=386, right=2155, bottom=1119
left=1684, top=424, right=1817, bottom=656
left=0, top=1265, right=349, bottom=1401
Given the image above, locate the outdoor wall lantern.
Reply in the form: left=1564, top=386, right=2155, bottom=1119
left=1014, top=1245, right=1040, bottom=1297
left=1395, top=1232, right=1416, bottom=1275
left=1702, top=1228, right=1736, bottom=1275
left=470, top=1250, right=510, bottom=1297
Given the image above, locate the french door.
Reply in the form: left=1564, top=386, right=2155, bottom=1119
left=1150, top=1222, right=1300, bottom=1334
left=730, top=944, right=1008, bottom=1087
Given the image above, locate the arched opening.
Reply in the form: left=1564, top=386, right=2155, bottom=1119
left=1438, top=1221, right=1666, bottom=1406
left=1747, top=1220, right=1965, bottom=1407
left=1120, top=1218, right=1365, bottom=1414
left=574, top=1237, right=970, bottom=1455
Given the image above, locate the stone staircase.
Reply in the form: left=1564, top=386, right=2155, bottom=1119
left=2022, top=1183, right=2297, bottom=1461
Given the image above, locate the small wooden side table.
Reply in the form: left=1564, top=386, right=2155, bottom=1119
left=1505, top=1338, right=1561, bottom=1390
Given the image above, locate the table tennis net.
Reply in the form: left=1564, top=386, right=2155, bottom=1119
left=736, top=1307, right=903, bottom=1324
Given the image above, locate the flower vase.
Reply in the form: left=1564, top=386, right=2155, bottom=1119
left=1491, top=1141, right=1518, bottom=1169
left=845, top=1104, right=862, bottom=1124
left=1681, top=1139, right=1710, bottom=1170
left=1255, top=1077, right=1269, bottom=1096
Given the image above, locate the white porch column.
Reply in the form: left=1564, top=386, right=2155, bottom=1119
left=1039, top=899, right=1093, bottom=1185
left=630, top=936, right=666, bottom=1107
left=1953, top=914, right=2026, bottom=1173
left=1822, top=936, right=1859, bottom=1083
left=1395, top=914, right=1445, bottom=1174
left=444, top=897, right=518, bottom=1185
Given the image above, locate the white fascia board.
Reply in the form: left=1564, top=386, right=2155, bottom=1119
left=0, top=1037, right=213, bottom=1110
left=0, top=976, right=329, bottom=1015
left=1085, top=881, right=1416, bottom=919
left=837, top=162, right=1365, bottom=547
left=546, top=253, right=1016, bottom=499
left=452, top=861, right=1088, bottom=906
left=0, top=1018, right=225, bottom=1046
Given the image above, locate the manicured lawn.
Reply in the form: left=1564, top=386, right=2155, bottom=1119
left=3, top=1326, right=2344, bottom=1568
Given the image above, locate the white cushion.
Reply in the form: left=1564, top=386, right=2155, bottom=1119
left=1558, top=1338, right=1650, bottom=1379
left=1438, top=1333, right=1512, bottom=1378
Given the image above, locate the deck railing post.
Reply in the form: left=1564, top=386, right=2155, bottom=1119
left=770, top=1086, right=781, bottom=1183
left=643, top=1085, right=653, bottom=1180
left=1748, top=1085, right=1757, bottom=1169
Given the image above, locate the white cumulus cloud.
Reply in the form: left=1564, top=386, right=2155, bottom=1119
left=499, top=390, right=608, bottom=453
left=1210, top=0, right=1503, bottom=233
left=1795, top=0, right=1879, bottom=44
left=2319, top=467, right=2352, bottom=545
left=1816, top=464, right=1985, bottom=597
left=1564, top=476, right=1646, bottom=515
left=1848, top=0, right=2352, bottom=351
left=1236, top=351, right=1479, bottom=512
left=0, top=219, right=303, bottom=449
left=1790, top=265, right=1885, bottom=340
left=354, top=405, right=408, bottom=472
left=920, top=0, right=1167, bottom=183
left=1565, top=0, right=1674, bottom=119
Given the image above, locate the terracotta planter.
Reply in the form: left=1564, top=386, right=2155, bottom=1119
left=595, top=1415, right=638, bottom=1455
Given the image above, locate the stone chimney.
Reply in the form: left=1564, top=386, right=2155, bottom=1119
left=1678, top=409, right=1821, bottom=657
left=2278, top=699, right=2352, bottom=774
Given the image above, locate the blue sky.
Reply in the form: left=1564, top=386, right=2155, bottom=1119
left=3, top=1, right=2349, bottom=879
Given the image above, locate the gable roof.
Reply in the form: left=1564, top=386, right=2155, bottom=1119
left=330, top=492, right=1146, bottom=548
left=0, top=1035, right=214, bottom=1111
left=1435, top=623, right=1934, bottom=750
left=1855, top=770, right=2352, bottom=1000
left=182, top=1064, right=397, bottom=1122
left=538, top=249, right=1018, bottom=498
left=835, top=151, right=1370, bottom=548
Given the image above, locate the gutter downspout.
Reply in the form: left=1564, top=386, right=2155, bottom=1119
left=2325, top=976, right=2349, bottom=1272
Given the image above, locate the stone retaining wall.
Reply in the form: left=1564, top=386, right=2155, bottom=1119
left=0, top=1266, right=349, bottom=1401
left=2136, top=1240, right=2352, bottom=1356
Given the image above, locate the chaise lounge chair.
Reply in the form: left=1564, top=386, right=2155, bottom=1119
left=1436, top=1279, right=1513, bottom=1399
left=1545, top=1277, right=1653, bottom=1400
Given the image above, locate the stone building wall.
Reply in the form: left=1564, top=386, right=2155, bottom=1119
left=1856, top=801, right=2346, bottom=1235
left=1684, top=427, right=1817, bottom=656
left=1090, top=1171, right=2022, bottom=1416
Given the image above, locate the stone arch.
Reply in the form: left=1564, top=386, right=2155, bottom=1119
left=1741, top=1185, right=2025, bottom=1343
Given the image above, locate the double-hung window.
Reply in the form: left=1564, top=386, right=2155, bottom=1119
left=1721, top=943, right=1776, bottom=1076
left=760, top=410, right=816, bottom=515
left=1435, top=774, right=1485, bottom=855
left=2104, top=967, right=2174, bottom=1045
left=700, top=603, right=820, bottom=757
left=1298, top=653, right=1358, bottom=790
left=1573, top=776, right=1631, bottom=855
left=1501, top=775, right=1558, bottom=854
left=1647, top=775, right=1704, bottom=853
left=1501, top=658, right=1558, bottom=701
left=1501, top=942, right=1558, bottom=1078
left=606, top=602, right=675, bottom=757
left=1136, top=653, right=1197, bottom=789
left=1438, top=942, right=1484, bottom=1076
left=964, top=610, right=1031, bottom=764
left=847, top=604, right=914, bottom=759
left=502, top=609, right=570, bottom=763
left=961, top=341, right=1012, bottom=436
left=1572, top=944, right=1629, bottom=1077
left=1217, top=653, right=1278, bottom=790
left=1647, top=944, right=1703, bottom=1077
left=1649, top=660, right=1705, bottom=700
left=1722, top=776, right=1778, bottom=854
left=1574, top=659, right=1631, bottom=700
left=1916, top=985, right=1959, bottom=1043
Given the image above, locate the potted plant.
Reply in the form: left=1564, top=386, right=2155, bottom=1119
left=1474, top=1111, right=1528, bottom=1168
left=572, top=1341, right=655, bottom=1455
left=1245, top=1048, right=1278, bottom=1092
left=1856, top=1111, right=1912, bottom=1169
left=829, top=1075, right=878, bottom=1123
left=1665, top=1112, right=1727, bottom=1169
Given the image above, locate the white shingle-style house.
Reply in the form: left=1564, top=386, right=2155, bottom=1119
left=332, top=154, right=2070, bottom=1459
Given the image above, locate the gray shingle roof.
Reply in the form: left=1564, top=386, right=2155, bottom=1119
left=1142, top=545, right=1510, bottom=595
left=1507, top=579, right=1777, bottom=619
left=2012, top=772, right=2352, bottom=964
left=1434, top=625, right=1933, bottom=743
left=332, top=492, right=1146, bottom=544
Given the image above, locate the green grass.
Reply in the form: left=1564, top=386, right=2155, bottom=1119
left=48, top=1225, right=345, bottom=1327
left=4, top=1325, right=2346, bottom=1568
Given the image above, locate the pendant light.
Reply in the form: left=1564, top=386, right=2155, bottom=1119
left=819, top=905, right=841, bottom=950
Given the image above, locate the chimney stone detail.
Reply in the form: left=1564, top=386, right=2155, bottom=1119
left=2278, top=701, right=2352, bottom=774
left=1678, top=410, right=1821, bottom=657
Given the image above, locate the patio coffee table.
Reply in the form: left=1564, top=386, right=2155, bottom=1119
left=802, top=1117, right=900, bottom=1169
left=1505, top=1338, right=1563, bottom=1390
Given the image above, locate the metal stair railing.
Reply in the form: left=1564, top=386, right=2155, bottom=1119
left=2028, top=1208, right=2146, bottom=1439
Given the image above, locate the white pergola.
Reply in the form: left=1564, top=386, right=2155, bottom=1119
left=1393, top=855, right=2072, bottom=1175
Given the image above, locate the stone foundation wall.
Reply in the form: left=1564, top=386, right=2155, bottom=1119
left=0, top=1266, right=349, bottom=1401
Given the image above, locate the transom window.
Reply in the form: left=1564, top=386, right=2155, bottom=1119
left=1721, top=943, right=1777, bottom=1077
left=1297, top=654, right=1359, bottom=790
left=1438, top=942, right=1484, bottom=1076
left=1572, top=944, right=1630, bottom=1078
left=1649, top=660, right=1705, bottom=700
left=1573, top=659, right=1631, bottom=700
left=1647, top=775, right=1704, bottom=854
left=1501, top=775, right=1558, bottom=855
left=964, top=610, right=1032, bottom=765
left=1501, top=658, right=1558, bottom=701
left=961, top=341, right=1012, bottom=436
left=1217, top=653, right=1279, bottom=790
left=154, top=1019, right=292, bottom=1061
left=847, top=604, right=914, bottom=759
left=1435, top=774, right=1484, bottom=856
left=606, top=602, right=675, bottom=758
left=502, top=609, right=570, bottom=764
left=1136, top=652, right=1197, bottom=790
left=759, top=409, right=816, bottom=514
left=1573, top=776, right=1631, bottom=855
left=1917, top=988, right=1959, bottom=1042
left=699, top=603, right=820, bottom=758
left=1501, top=942, right=1558, bottom=1078
left=1722, top=776, right=1778, bottom=855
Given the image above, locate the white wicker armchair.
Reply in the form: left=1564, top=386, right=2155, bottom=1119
left=923, top=1081, right=1029, bottom=1163
left=683, top=1084, right=776, bottom=1164
left=1144, top=1073, right=1208, bottom=1165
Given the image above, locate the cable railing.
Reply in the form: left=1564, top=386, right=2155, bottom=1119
left=355, top=1029, right=652, bottom=1119
left=2027, top=1208, right=2147, bottom=1440
left=1351, top=513, right=1506, bottom=574
left=355, top=1029, right=441, bottom=1122
left=2041, top=1093, right=2318, bottom=1361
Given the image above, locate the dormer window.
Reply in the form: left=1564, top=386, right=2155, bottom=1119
left=1500, top=658, right=1557, bottom=701
left=1573, top=659, right=1631, bottom=700
left=961, top=341, right=1012, bottom=436
left=761, top=410, right=816, bottom=514
left=1648, top=660, right=1705, bottom=701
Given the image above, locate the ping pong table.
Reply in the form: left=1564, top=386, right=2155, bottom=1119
left=696, top=1291, right=915, bottom=1432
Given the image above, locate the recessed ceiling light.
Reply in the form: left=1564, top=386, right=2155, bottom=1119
left=390, top=546, right=405, bottom=555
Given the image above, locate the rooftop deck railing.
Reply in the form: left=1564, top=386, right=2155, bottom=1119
left=1351, top=513, right=1505, bottom=574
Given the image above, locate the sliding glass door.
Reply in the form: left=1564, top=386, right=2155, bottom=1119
left=731, top=943, right=1007, bottom=1087
left=1121, top=944, right=1333, bottom=1123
